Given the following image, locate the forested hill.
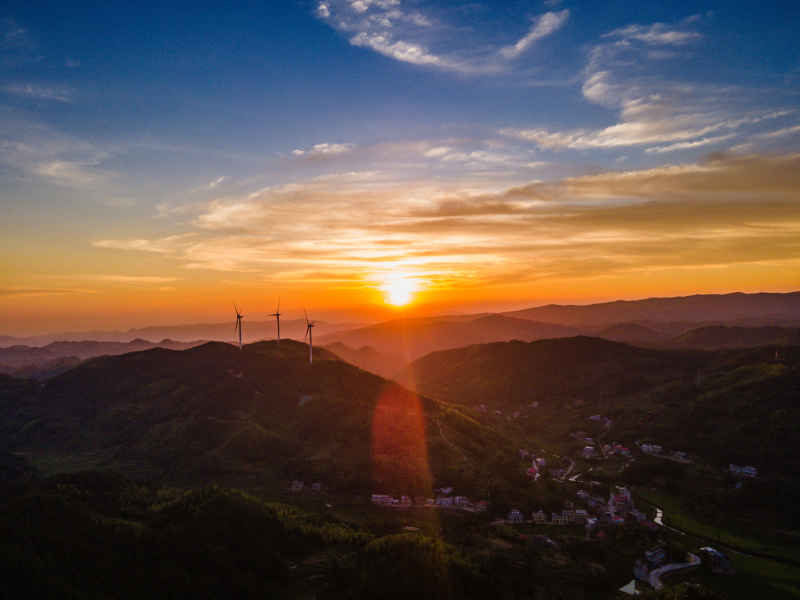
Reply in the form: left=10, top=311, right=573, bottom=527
left=401, top=337, right=800, bottom=475
left=0, top=340, right=510, bottom=495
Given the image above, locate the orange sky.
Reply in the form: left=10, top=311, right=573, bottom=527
left=3, top=153, right=800, bottom=335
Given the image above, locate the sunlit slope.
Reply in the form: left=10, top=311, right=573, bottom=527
left=0, top=340, right=507, bottom=493
left=401, top=337, right=800, bottom=474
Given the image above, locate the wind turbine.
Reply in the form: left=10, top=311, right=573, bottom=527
left=304, top=308, right=316, bottom=364
left=233, top=303, right=244, bottom=349
left=270, top=299, right=281, bottom=343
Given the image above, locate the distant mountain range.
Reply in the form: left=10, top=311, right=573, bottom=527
left=319, top=315, right=577, bottom=361
left=0, top=339, right=205, bottom=377
left=0, top=319, right=359, bottom=346
left=503, top=291, right=800, bottom=327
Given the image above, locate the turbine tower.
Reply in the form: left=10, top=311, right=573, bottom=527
left=233, top=303, right=244, bottom=349
left=304, top=308, right=316, bottom=364
left=270, top=299, right=281, bottom=343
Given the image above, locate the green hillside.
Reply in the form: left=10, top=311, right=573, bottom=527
left=0, top=340, right=510, bottom=496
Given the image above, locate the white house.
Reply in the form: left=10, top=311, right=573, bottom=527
left=508, top=509, right=524, bottom=523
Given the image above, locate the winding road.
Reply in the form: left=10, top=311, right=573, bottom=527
left=649, top=553, right=701, bottom=590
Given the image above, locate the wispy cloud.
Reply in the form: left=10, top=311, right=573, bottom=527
left=91, top=154, right=800, bottom=291
left=291, top=142, right=355, bottom=157
left=756, top=124, right=800, bottom=139
left=500, top=10, right=569, bottom=59
left=499, top=17, right=794, bottom=155
left=2, top=83, right=72, bottom=102
left=603, top=22, right=701, bottom=45
left=315, top=1, right=568, bottom=74
left=645, top=134, right=735, bottom=153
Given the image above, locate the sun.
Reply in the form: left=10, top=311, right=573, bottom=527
left=381, top=277, right=419, bottom=306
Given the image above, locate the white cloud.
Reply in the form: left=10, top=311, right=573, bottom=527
left=292, top=142, right=356, bottom=158
left=756, top=124, right=800, bottom=139
left=207, top=175, right=226, bottom=188
left=2, top=83, right=72, bottom=102
left=604, top=23, right=701, bottom=46
left=349, top=31, right=452, bottom=68
left=33, top=159, right=107, bottom=186
left=315, top=1, right=565, bottom=74
left=645, top=134, right=735, bottom=153
left=499, top=10, right=570, bottom=59
left=498, top=17, right=792, bottom=155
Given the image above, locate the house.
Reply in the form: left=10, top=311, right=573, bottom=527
left=454, top=496, right=470, bottom=507
left=729, top=464, right=758, bottom=478
left=435, top=496, right=454, bottom=507
left=574, top=509, right=588, bottom=524
left=563, top=509, right=576, bottom=523
left=641, top=443, right=662, bottom=454
left=371, top=494, right=394, bottom=505
left=551, top=512, right=566, bottom=525
left=290, top=480, right=304, bottom=492
left=508, top=509, right=524, bottom=523
left=532, top=509, right=547, bottom=524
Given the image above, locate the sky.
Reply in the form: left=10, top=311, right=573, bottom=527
left=1, top=0, right=799, bottom=334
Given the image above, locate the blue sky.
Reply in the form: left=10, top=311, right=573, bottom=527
left=1, top=1, right=799, bottom=332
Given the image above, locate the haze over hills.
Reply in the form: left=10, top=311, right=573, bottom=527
left=0, top=319, right=359, bottom=347
left=504, top=291, right=800, bottom=328
left=0, top=339, right=211, bottom=380
left=319, top=314, right=577, bottom=361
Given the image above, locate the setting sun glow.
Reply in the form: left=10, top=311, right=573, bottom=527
left=381, top=278, right=419, bottom=306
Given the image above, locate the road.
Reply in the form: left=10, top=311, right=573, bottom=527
left=649, top=553, right=701, bottom=590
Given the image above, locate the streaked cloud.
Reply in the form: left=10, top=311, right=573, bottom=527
left=2, top=82, right=72, bottom=102
left=92, top=153, right=800, bottom=291
left=291, top=142, right=355, bottom=157
left=603, top=23, right=701, bottom=45
left=315, top=1, right=568, bottom=74
left=499, top=10, right=569, bottom=59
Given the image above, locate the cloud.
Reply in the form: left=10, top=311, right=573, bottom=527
left=0, top=287, right=95, bottom=297
left=500, top=10, right=569, bottom=59
left=0, top=111, right=114, bottom=187
left=291, top=142, right=355, bottom=158
left=315, top=1, right=566, bottom=74
left=498, top=18, right=793, bottom=154
left=2, top=83, right=72, bottom=102
left=645, top=134, right=735, bottom=153
left=91, top=153, right=800, bottom=290
left=207, top=175, right=226, bottom=188
left=603, top=23, right=701, bottom=45
left=756, top=124, right=800, bottom=139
